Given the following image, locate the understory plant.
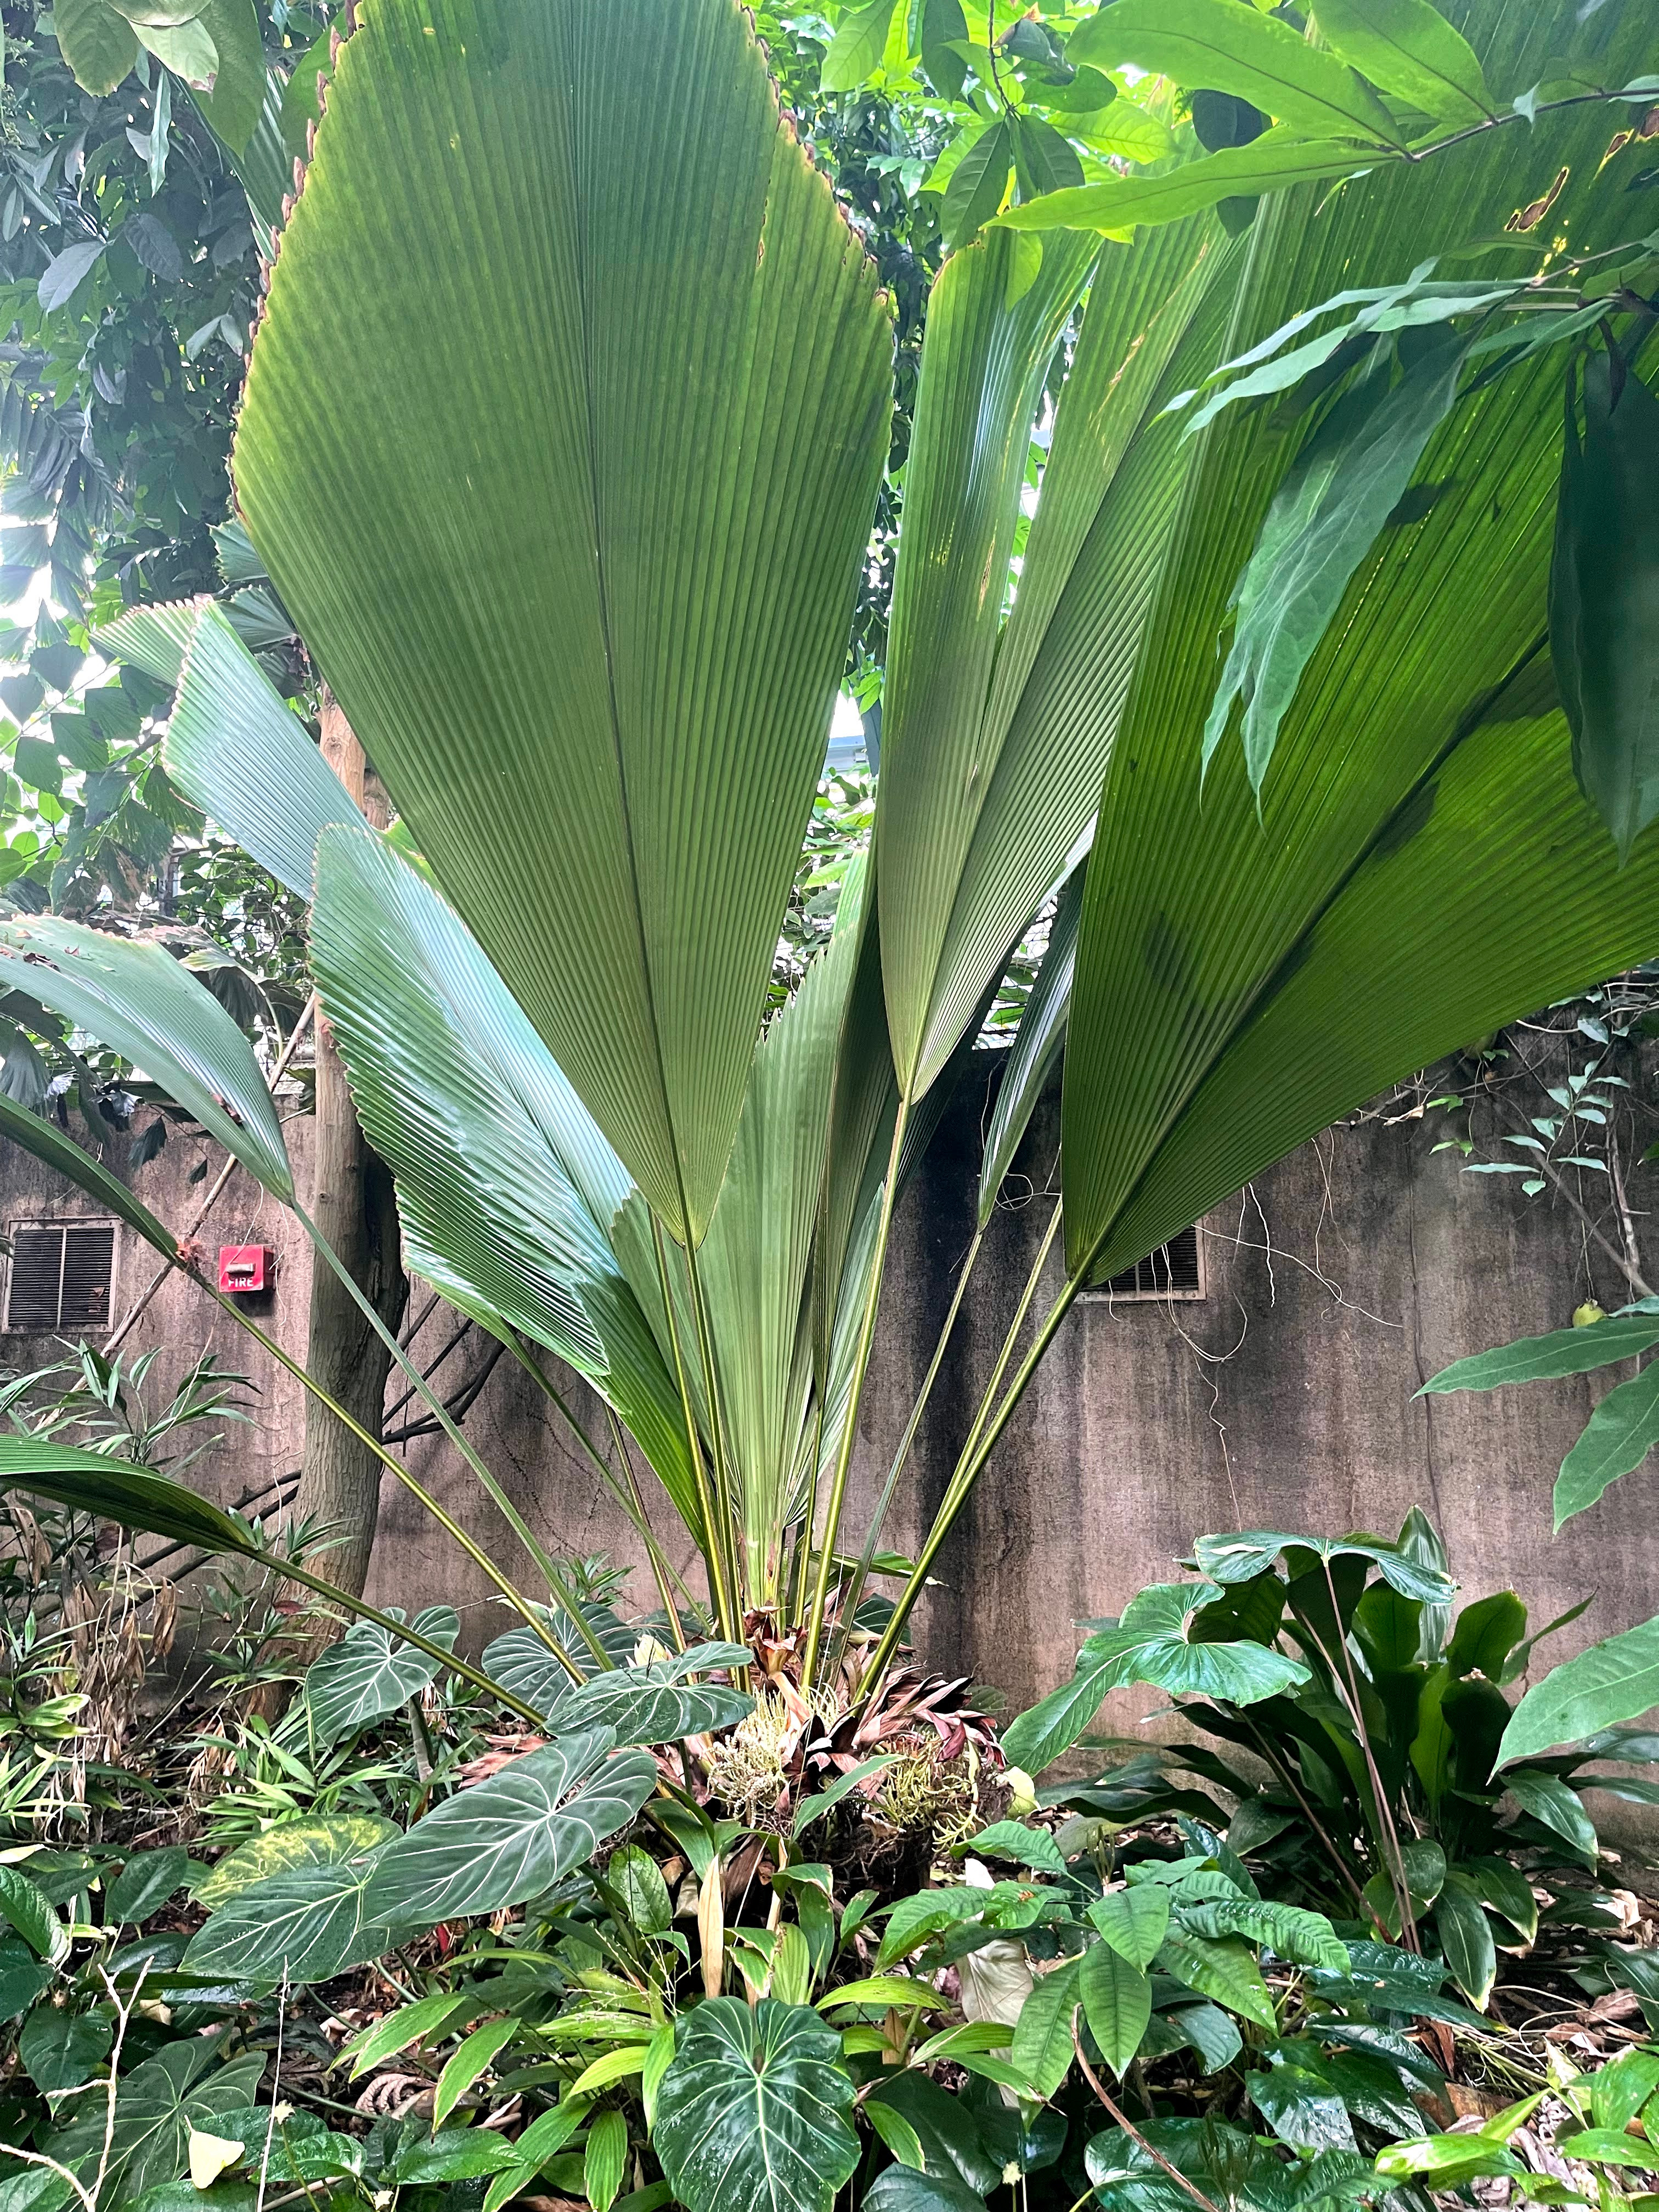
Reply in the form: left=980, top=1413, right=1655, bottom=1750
left=1, top=1512, right=1655, bottom=2212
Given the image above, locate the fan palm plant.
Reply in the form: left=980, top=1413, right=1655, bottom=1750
left=2, top=0, right=1657, bottom=1719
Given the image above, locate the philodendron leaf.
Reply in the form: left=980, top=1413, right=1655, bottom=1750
left=182, top=1850, right=406, bottom=1987
left=364, top=1730, right=659, bottom=1932
left=305, top=1607, right=460, bottom=1745
left=1080, top=1939, right=1152, bottom=2075
left=51, top=2040, right=267, bottom=2207
left=1550, top=348, right=1659, bottom=864
left=195, top=1812, right=399, bottom=1911
left=1499, top=1612, right=1659, bottom=1767
left=1203, top=334, right=1470, bottom=798
left=654, top=1997, right=861, bottom=2212
left=544, top=1667, right=754, bottom=1747
left=1422, top=1311, right=1659, bottom=1392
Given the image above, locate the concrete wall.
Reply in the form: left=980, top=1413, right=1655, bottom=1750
left=3, top=1068, right=1655, bottom=1847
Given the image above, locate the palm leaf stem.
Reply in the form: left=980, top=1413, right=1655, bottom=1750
left=801, top=1094, right=911, bottom=1687
left=828, top=1217, right=988, bottom=1677
left=653, top=1213, right=739, bottom=1643
left=787, top=1395, right=827, bottom=1628
left=861, top=1200, right=1072, bottom=1688
left=604, top=1403, right=692, bottom=1646
left=681, top=1228, right=747, bottom=1617
left=294, top=1201, right=606, bottom=1675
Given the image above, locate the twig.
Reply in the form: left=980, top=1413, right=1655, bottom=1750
left=1609, top=1121, right=1644, bottom=1295
left=106, top=994, right=319, bottom=1352
left=1071, top=2013, right=1226, bottom=2212
left=1498, top=1099, right=1654, bottom=1300
left=0, top=2146, right=97, bottom=2212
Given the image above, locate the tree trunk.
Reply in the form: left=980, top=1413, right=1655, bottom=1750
left=297, top=694, right=406, bottom=1610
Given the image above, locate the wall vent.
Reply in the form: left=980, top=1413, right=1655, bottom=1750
left=4, top=1221, right=119, bottom=1334
left=1084, top=1224, right=1205, bottom=1304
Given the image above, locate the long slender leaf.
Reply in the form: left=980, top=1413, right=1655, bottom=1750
left=308, top=823, right=698, bottom=1527
left=1421, top=1312, right=1659, bottom=1393
left=0, top=915, right=293, bottom=1200
left=1554, top=1356, right=1659, bottom=1528
left=978, top=861, right=1083, bottom=1227
left=234, top=0, right=893, bottom=1244
left=1500, top=1613, right=1659, bottom=1766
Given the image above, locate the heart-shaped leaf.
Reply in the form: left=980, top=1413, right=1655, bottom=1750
left=654, top=1998, right=860, bottom=2212
left=305, top=1607, right=459, bottom=1745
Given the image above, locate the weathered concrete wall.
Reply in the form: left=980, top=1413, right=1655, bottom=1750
left=3, top=1067, right=1655, bottom=1850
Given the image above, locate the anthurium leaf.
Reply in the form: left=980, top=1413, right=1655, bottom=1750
left=1080, top=1939, right=1151, bottom=2075
left=1422, top=1311, right=1659, bottom=1392
left=19, top=2006, right=111, bottom=2094
left=1550, top=348, right=1659, bottom=864
left=1500, top=1613, right=1659, bottom=1766
left=1458, top=1857, right=1538, bottom=1944
left=1307, top=0, right=1494, bottom=127
left=864, top=2069, right=1001, bottom=2198
left=305, top=1606, right=459, bottom=1745
left=1445, top=1592, right=1527, bottom=1680
left=364, top=1730, right=658, bottom=1932
left=1203, top=332, right=1470, bottom=798
left=234, top=0, right=893, bottom=1244
left=0, top=914, right=292, bottom=1201
left=1251, top=2061, right=1356, bottom=2154
left=1500, top=1770, right=1598, bottom=1866
left=195, top=1812, right=399, bottom=1911
left=1158, top=1929, right=1276, bottom=2029
left=1087, top=1886, right=1170, bottom=1971
left=545, top=1666, right=754, bottom=1747
left=1554, top=1353, right=1659, bottom=1529
left=309, top=823, right=698, bottom=1528
left=1009, top=1956, right=1081, bottom=2100
left=653, top=1998, right=861, bottom=2212
left=55, top=0, right=139, bottom=93
left=1193, top=1530, right=1455, bottom=1605
left=182, top=1851, right=404, bottom=1987
left=1432, top=1881, right=1497, bottom=2010
left=864, top=2166, right=989, bottom=2212
left=1374, top=2134, right=1521, bottom=2185
left=0, top=1865, right=64, bottom=1962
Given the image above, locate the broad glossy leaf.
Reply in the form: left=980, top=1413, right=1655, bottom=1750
left=1158, top=1929, right=1276, bottom=2029
left=1445, top=1592, right=1526, bottom=1681
left=235, top=0, right=892, bottom=1243
left=1251, top=2060, right=1355, bottom=2154
left=365, top=1730, right=658, bottom=1930
left=0, top=1865, right=63, bottom=1962
left=1057, top=22, right=1659, bottom=1290
left=545, top=1666, right=753, bottom=1747
left=862, top=2070, right=1001, bottom=2198
left=1551, top=349, right=1659, bottom=862
left=864, top=2164, right=988, bottom=2212
left=107, top=1848, right=190, bottom=1925
left=183, top=1850, right=404, bottom=1987
left=1009, top=1955, right=1080, bottom=2099
left=1500, top=1611, right=1659, bottom=1765
left=57, top=0, right=139, bottom=93
left=1080, top=1939, right=1151, bottom=2075
left=821, top=0, right=900, bottom=93
left=654, top=1999, right=860, bottom=2212
left=1180, top=1896, right=1348, bottom=1970
left=1432, top=1880, right=1496, bottom=2010
left=0, top=1935, right=52, bottom=2023
left=1501, top=1770, right=1597, bottom=1865
left=1087, top=1885, right=1170, bottom=1970
left=1554, top=1352, right=1659, bottom=1529
left=310, top=825, right=697, bottom=1523
left=19, top=2006, right=111, bottom=2094
left=195, top=1812, right=398, bottom=1911
left=190, top=0, right=265, bottom=153
left=1068, top=0, right=1401, bottom=145
left=1459, top=1857, right=1537, bottom=1944
left=305, top=1606, right=459, bottom=1745
left=978, top=862, right=1082, bottom=1226
left=1193, top=1531, right=1454, bottom=1605
left=1307, top=0, right=1493, bottom=126
left=1422, top=1312, right=1659, bottom=1392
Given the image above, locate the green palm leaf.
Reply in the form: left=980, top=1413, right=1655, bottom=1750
left=1060, top=8, right=1659, bottom=1285
left=308, top=824, right=700, bottom=1528
left=875, top=211, right=1235, bottom=1104
left=233, top=0, right=893, bottom=1244
left=978, top=860, right=1083, bottom=1226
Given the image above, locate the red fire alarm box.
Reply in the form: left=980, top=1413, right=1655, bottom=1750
left=218, top=1244, right=275, bottom=1294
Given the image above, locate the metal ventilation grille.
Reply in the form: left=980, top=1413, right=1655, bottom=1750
left=1091, top=1224, right=1204, bottom=1303
left=5, top=1222, right=118, bottom=1333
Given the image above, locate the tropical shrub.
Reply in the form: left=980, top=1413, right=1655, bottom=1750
left=1003, top=1515, right=1659, bottom=2011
